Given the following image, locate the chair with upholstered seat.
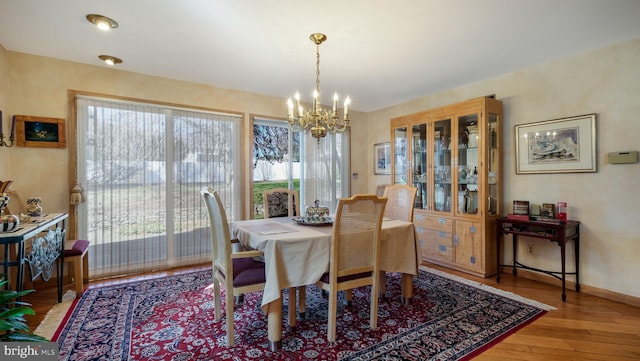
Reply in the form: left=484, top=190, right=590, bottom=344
left=201, top=187, right=266, bottom=347
left=382, top=184, right=417, bottom=222
left=64, top=239, right=90, bottom=298
left=262, top=187, right=305, bottom=325
left=262, top=188, right=300, bottom=218
left=315, top=194, right=387, bottom=343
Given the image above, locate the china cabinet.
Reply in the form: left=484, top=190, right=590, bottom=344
left=390, top=96, right=502, bottom=277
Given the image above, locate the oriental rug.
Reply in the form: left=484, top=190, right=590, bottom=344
left=49, top=266, right=553, bottom=360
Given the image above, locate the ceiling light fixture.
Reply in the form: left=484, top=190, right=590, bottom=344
left=98, top=55, right=123, bottom=66
left=86, top=14, right=119, bottom=30
left=287, top=33, right=350, bottom=143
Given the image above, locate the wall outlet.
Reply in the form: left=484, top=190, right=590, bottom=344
left=527, top=244, right=534, bottom=254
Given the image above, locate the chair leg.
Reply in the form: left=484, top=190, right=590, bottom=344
left=370, top=275, right=380, bottom=330
left=73, top=256, right=84, bottom=297
left=226, top=291, right=235, bottom=346
left=82, top=252, right=89, bottom=283
left=327, top=287, right=338, bottom=343
left=213, top=278, right=221, bottom=321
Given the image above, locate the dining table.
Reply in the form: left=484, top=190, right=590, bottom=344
left=231, top=216, right=420, bottom=351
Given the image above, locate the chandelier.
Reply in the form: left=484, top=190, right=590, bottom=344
left=287, top=33, right=350, bottom=142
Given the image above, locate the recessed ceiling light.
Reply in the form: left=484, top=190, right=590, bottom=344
left=86, top=14, right=118, bottom=31
left=98, top=55, right=123, bottom=66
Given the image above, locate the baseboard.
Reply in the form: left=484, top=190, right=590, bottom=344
left=500, top=267, right=640, bottom=308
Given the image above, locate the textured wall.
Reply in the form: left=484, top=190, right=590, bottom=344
left=367, top=38, right=640, bottom=298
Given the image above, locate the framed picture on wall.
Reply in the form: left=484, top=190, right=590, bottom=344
left=515, top=113, right=596, bottom=174
left=374, top=142, right=391, bottom=175
left=15, top=115, right=66, bottom=148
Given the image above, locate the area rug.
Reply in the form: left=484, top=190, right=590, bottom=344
left=49, top=266, right=553, bottom=360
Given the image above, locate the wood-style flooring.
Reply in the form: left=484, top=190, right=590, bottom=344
left=24, top=263, right=640, bottom=360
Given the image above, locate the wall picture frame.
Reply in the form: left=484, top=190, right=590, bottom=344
left=15, top=115, right=66, bottom=148
left=374, top=142, right=391, bottom=175
left=515, top=113, right=596, bottom=174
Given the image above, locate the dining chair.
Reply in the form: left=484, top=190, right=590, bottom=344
left=380, top=184, right=417, bottom=299
left=200, top=187, right=266, bottom=347
left=315, top=194, right=387, bottom=343
left=262, top=187, right=306, bottom=326
left=382, top=184, right=417, bottom=222
left=375, top=184, right=389, bottom=197
left=262, top=188, right=300, bottom=218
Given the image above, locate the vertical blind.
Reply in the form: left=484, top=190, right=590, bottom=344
left=76, top=96, right=241, bottom=278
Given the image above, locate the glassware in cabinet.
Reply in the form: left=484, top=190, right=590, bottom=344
left=432, top=118, right=452, bottom=213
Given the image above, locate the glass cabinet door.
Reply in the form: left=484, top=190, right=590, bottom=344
left=412, top=124, right=427, bottom=209
left=393, top=127, right=408, bottom=185
left=487, top=113, right=499, bottom=215
left=432, top=118, right=452, bottom=212
left=456, top=113, right=480, bottom=216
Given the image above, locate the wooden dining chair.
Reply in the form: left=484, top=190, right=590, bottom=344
left=382, top=184, right=417, bottom=222
left=380, top=184, right=417, bottom=298
left=200, top=187, right=266, bottom=347
left=315, top=194, right=387, bottom=343
left=262, top=187, right=305, bottom=326
left=262, top=188, right=300, bottom=218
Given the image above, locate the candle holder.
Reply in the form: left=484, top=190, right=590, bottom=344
left=0, top=133, right=16, bottom=147
left=0, top=112, right=17, bottom=147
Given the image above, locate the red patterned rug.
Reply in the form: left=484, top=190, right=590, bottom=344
left=51, top=266, right=552, bottom=360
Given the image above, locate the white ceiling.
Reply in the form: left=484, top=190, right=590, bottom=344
left=1, top=0, right=640, bottom=112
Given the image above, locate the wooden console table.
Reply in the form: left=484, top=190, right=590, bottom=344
left=0, top=213, right=68, bottom=302
left=496, top=217, right=579, bottom=302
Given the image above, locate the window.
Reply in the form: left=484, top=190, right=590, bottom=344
left=75, top=96, right=242, bottom=278
left=251, top=116, right=351, bottom=217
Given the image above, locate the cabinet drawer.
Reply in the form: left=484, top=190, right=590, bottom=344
left=421, top=235, right=454, bottom=261
left=414, top=213, right=453, bottom=232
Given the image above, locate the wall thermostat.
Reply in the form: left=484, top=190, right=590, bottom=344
left=607, top=151, right=638, bottom=164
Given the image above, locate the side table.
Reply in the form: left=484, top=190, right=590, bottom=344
left=496, top=217, right=579, bottom=302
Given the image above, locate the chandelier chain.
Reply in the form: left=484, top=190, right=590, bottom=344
left=315, top=43, right=321, bottom=92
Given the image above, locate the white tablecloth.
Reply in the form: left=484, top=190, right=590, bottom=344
left=231, top=217, right=420, bottom=310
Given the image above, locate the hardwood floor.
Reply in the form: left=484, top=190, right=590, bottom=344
left=24, top=263, right=640, bottom=360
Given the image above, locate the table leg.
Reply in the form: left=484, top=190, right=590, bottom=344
left=575, top=235, right=580, bottom=292
left=561, top=241, right=567, bottom=302
left=298, top=287, right=306, bottom=319
left=401, top=273, right=413, bottom=305
left=267, top=296, right=283, bottom=352
left=287, top=287, right=296, bottom=328
left=512, top=234, right=518, bottom=276
left=496, top=226, right=502, bottom=283
left=378, top=271, right=387, bottom=300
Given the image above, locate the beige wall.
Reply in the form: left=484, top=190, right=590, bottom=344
left=2, top=37, right=639, bottom=300
left=367, top=38, right=640, bottom=299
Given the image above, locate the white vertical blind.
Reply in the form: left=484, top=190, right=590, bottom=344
left=76, top=96, right=241, bottom=278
